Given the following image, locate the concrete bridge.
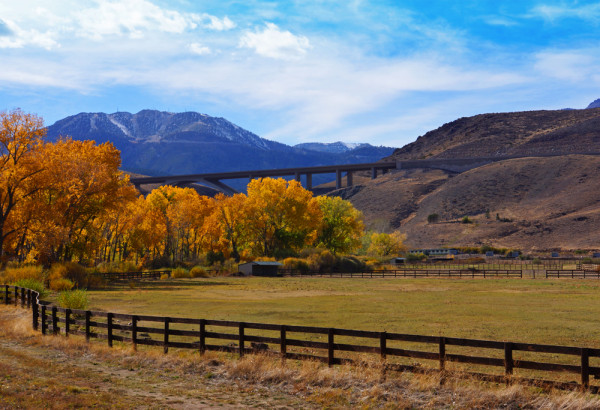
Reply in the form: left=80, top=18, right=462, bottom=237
left=130, top=152, right=600, bottom=194
left=130, top=161, right=398, bottom=195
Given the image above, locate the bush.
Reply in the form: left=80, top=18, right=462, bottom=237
left=1, top=266, right=44, bottom=283
left=427, top=213, right=439, bottom=223
left=190, top=266, right=209, bottom=278
left=532, top=258, right=542, bottom=265
left=282, top=257, right=310, bottom=273
left=49, top=263, right=89, bottom=288
left=461, top=216, right=472, bottom=224
left=160, top=273, right=169, bottom=280
left=171, top=267, right=190, bottom=279
left=406, top=252, right=427, bottom=262
left=13, top=278, right=49, bottom=299
left=50, top=278, right=74, bottom=292
left=57, top=289, right=89, bottom=310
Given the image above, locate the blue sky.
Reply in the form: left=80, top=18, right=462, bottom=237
left=0, top=1, right=599, bottom=148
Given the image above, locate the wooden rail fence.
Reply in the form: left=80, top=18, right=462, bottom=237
left=99, top=270, right=171, bottom=280
left=546, top=270, right=600, bottom=279
left=281, top=269, right=523, bottom=278
left=2, top=284, right=600, bottom=392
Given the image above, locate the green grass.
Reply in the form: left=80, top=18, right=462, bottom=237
left=87, top=277, right=600, bottom=348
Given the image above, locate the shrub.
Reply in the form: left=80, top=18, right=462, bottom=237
left=160, top=273, right=169, bottom=280
left=206, top=250, right=225, bottom=266
left=57, top=289, right=89, bottom=310
left=49, top=263, right=88, bottom=288
left=282, top=257, right=310, bottom=273
left=50, top=278, right=75, bottom=292
left=190, top=266, right=209, bottom=278
left=532, top=258, right=542, bottom=265
left=1, top=266, right=44, bottom=283
left=171, top=267, right=190, bottom=279
left=13, top=278, right=48, bottom=299
left=406, top=252, right=427, bottom=262
left=427, top=213, right=439, bottom=223
left=461, top=216, right=472, bottom=224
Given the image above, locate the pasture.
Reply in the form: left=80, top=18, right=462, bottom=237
left=86, top=277, right=600, bottom=348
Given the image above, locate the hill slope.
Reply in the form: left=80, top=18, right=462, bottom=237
left=337, top=108, right=600, bottom=251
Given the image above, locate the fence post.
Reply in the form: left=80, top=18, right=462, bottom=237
left=26, top=289, right=31, bottom=309
left=164, top=317, right=170, bottom=354
left=14, top=286, right=18, bottom=306
left=107, top=313, right=113, bottom=347
left=85, top=311, right=91, bottom=342
left=504, top=342, right=513, bottom=381
left=20, top=287, right=25, bottom=308
left=4, top=285, right=7, bottom=304
left=239, top=322, right=245, bottom=358
left=65, top=309, right=71, bottom=337
left=439, top=337, right=446, bottom=371
left=32, top=297, right=38, bottom=331
left=380, top=331, right=387, bottom=360
left=41, top=305, right=47, bottom=335
left=328, top=328, right=335, bottom=367
left=280, top=325, right=287, bottom=362
left=581, top=348, right=590, bottom=389
left=52, top=306, right=58, bottom=334
left=199, top=319, right=206, bottom=354
left=132, top=316, right=138, bottom=351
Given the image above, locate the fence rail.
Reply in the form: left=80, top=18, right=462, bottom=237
left=546, top=270, right=600, bottom=279
left=280, top=269, right=523, bottom=278
left=2, top=284, right=599, bottom=392
left=98, top=270, right=171, bottom=280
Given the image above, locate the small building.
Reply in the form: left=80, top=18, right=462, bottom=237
left=593, top=253, right=600, bottom=258
left=485, top=251, right=494, bottom=257
left=390, top=257, right=406, bottom=265
left=238, top=261, right=283, bottom=277
left=551, top=252, right=559, bottom=258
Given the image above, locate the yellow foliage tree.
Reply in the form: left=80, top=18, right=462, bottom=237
left=243, top=178, right=322, bottom=257
left=367, top=231, right=407, bottom=257
left=0, top=109, right=46, bottom=262
left=315, top=196, right=364, bottom=255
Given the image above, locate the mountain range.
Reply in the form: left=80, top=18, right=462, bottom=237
left=46, top=111, right=394, bottom=184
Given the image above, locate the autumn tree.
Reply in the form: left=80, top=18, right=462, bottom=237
left=0, top=109, right=46, bottom=262
left=315, top=196, right=364, bottom=255
left=29, top=138, right=137, bottom=263
left=205, top=193, right=247, bottom=261
left=244, top=178, right=322, bottom=257
left=367, top=231, right=407, bottom=257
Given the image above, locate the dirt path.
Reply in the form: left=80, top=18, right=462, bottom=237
left=0, top=306, right=312, bottom=409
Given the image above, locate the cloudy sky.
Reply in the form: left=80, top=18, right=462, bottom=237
left=0, top=1, right=599, bottom=148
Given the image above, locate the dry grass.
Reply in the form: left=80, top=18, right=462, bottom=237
left=2, top=305, right=600, bottom=408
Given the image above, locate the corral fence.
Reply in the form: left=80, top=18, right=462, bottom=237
left=3, top=284, right=600, bottom=392
left=280, top=269, right=523, bottom=278
left=546, top=270, right=600, bottom=279
left=99, top=270, right=171, bottom=280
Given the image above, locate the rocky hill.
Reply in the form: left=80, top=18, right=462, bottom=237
left=335, top=106, right=600, bottom=252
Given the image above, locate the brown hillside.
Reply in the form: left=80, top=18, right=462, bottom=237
left=388, top=108, right=600, bottom=160
left=339, top=156, right=600, bottom=251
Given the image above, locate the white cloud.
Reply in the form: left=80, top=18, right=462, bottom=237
left=0, top=19, right=59, bottom=50
left=239, top=22, right=311, bottom=60
left=530, top=3, right=600, bottom=22
left=73, top=0, right=197, bottom=40
left=202, top=15, right=235, bottom=31
left=189, top=42, right=211, bottom=55
left=534, top=50, right=599, bottom=82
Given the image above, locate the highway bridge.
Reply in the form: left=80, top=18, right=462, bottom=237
left=130, top=152, right=600, bottom=195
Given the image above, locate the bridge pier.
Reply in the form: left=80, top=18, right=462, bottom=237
left=347, top=171, right=353, bottom=187
left=371, top=167, right=377, bottom=179
left=294, top=172, right=301, bottom=182
left=335, top=170, right=342, bottom=189
left=306, top=173, right=312, bottom=190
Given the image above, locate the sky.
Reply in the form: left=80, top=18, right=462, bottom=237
left=0, top=1, right=599, bottom=148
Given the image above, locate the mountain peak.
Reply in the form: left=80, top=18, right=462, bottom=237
left=587, top=99, right=600, bottom=109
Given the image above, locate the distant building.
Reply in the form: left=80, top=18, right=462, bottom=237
left=238, top=261, right=283, bottom=277
left=390, top=257, right=406, bottom=265
left=409, top=249, right=458, bottom=256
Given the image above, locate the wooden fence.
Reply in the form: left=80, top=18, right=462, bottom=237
left=546, top=270, right=600, bottom=279
left=3, top=284, right=600, bottom=392
left=99, top=270, right=171, bottom=280
left=281, top=269, right=523, bottom=278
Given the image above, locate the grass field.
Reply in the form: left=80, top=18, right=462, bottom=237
left=84, top=277, right=600, bottom=348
